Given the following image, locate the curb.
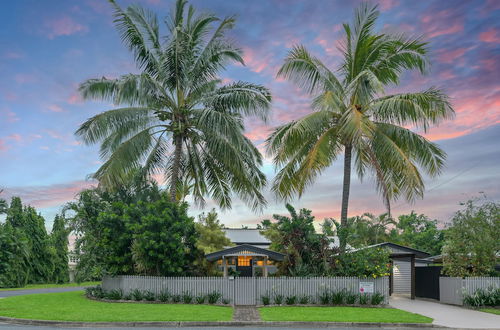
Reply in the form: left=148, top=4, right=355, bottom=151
left=0, top=317, right=444, bottom=328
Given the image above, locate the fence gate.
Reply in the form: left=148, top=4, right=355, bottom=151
left=234, top=277, right=256, bottom=305
left=415, top=266, right=442, bottom=300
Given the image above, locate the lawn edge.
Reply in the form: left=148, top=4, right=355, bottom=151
left=0, top=316, right=446, bottom=328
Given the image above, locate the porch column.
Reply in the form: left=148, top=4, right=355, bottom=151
left=223, top=257, right=228, bottom=278
left=263, top=256, right=268, bottom=277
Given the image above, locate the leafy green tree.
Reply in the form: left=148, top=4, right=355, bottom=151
left=194, top=209, right=232, bottom=275
left=50, top=214, right=70, bottom=284
left=0, top=190, right=7, bottom=214
left=76, top=0, right=271, bottom=210
left=0, top=222, right=31, bottom=288
left=389, top=212, right=444, bottom=255
left=266, top=3, right=454, bottom=252
left=333, top=247, right=391, bottom=278
left=261, top=204, right=331, bottom=275
left=6, top=197, right=24, bottom=228
left=442, top=199, right=500, bottom=277
left=130, top=198, right=199, bottom=276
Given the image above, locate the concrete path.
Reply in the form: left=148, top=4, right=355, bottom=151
left=232, top=306, right=261, bottom=321
left=0, top=287, right=86, bottom=298
left=390, top=296, right=500, bottom=329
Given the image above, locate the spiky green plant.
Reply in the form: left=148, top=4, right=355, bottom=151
left=77, top=0, right=271, bottom=210
left=267, top=3, right=454, bottom=251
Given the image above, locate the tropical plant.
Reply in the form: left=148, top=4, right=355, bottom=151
left=267, top=3, right=454, bottom=252
left=285, top=294, right=298, bottom=305
left=158, top=289, right=171, bottom=302
left=273, top=293, right=284, bottom=305
left=318, top=289, right=330, bottom=305
left=261, top=291, right=271, bottom=305
left=207, top=291, right=222, bottom=304
left=76, top=0, right=271, bottom=210
left=370, top=292, right=385, bottom=305
left=131, top=289, right=144, bottom=301
left=359, top=293, right=369, bottom=305
left=442, top=198, right=500, bottom=277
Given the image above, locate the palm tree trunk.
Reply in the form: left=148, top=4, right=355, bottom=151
left=169, top=134, right=183, bottom=202
left=339, top=144, right=352, bottom=254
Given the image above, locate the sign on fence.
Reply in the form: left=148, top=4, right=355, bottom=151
left=359, top=281, right=374, bottom=293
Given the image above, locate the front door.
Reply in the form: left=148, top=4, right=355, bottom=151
left=236, top=256, right=252, bottom=277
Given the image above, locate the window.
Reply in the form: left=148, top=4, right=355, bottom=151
left=238, top=256, right=251, bottom=266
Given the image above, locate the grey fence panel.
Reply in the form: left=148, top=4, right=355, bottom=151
left=102, top=276, right=389, bottom=305
left=439, top=277, right=500, bottom=305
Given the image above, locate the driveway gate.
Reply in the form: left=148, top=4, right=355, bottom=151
left=415, top=266, right=442, bottom=300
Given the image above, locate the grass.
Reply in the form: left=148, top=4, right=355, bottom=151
left=0, top=291, right=233, bottom=322
left=0, top=281, right=100, bottom=291
left=258, top=306, right=433, bottom=323
left=480, top=308, right=500, bottom=315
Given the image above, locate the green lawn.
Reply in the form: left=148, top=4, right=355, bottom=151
left=0, top=291, right=233, bottom=322
left=259, top=306, right=433, bottom=323
left=480, top=308, right=500, bottom=315
left=0, top=281, right=100, bottom=291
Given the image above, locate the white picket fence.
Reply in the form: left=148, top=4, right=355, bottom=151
left=102, top=275, right=389, bottom=305
left=440, top=277, right=500, bottom=305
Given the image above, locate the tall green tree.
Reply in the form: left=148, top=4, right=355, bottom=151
left=77, top=0, right=271, bottom=210
left=442, top=198, right=499, bottom=277
left=0, top=222, right=31, bottom=288
left=195, top=209, right=232, bottom=254
left=0, top=190, right=7, bottom=214
left=50, top=214, right=70, bottom=284
left=266, top=3, right=454, bottom=252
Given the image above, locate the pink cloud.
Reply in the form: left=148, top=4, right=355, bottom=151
left=479, top=28, right=500, bottom=43
left=378, top=0, right=400, bottom=11
left=67, top=93, right=83, bottom=104
left=7, top=134, right=22, bottom=143
left=1, top=108, right=20, bottom=123
left=437, top=47, right=469, bottom=63
left=3, top=51, right=24, bottom=59
left=47, top=104, right=65, bottom=113
left=0, top=139, right=9, bottom=152
left=42, top=16, right=88, bottom=39
left=420, top=10, right=463, bottom=39
left=2, top=180, right=97, bottom=209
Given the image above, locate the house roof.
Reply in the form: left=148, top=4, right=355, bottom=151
left=349, top=242, right=431, bottom=259
left=205, top=244, right=285, bottom=262
left=223, top=228, right=270, bottom=245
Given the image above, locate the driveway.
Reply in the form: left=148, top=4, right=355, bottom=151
left=0, top=287, right=87, bottom=298
left=390, top=296, right=500, bottom=329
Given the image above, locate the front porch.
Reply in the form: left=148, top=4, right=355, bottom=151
left=205, top=244, right=285, bottom=277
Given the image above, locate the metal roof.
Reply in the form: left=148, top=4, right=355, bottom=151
left=205, top=244, right=285, bottom=262
left=223, top=228, right=270, bottom=245
left=349, top=242, right=431, bottom=259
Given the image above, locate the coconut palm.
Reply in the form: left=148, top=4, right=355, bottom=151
left=266, top=3, right=454, bottom=251
left=77, top=0, right=271, bottom=210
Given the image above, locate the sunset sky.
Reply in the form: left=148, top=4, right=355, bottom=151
left=1, top=0, right=499, bottom=229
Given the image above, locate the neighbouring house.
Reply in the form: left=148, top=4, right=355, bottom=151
left=350, top=242, right=431, bottom=299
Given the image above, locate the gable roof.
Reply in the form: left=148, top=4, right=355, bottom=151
left=205, top=244, right=285, bottom=261
left=349, top=242, right=430, bottom=258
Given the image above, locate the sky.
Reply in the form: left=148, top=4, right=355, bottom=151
left=0, top=0, right=499, bottom=230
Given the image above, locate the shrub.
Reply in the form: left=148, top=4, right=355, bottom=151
left=274, top=293, right=284, bottom=305
left=285, top=295, right=297, bottom=305
left=123, top=293, right=132, bottom=300
left=261, top=292, right=271, bottom=305
left=143, top=290, right=156, bottom=301
left=85, top=285, right=104, bottom=299
left=299, top=295, right=310, bottom=305
left=370, top=292, right=385, bottom=305
left=131, top=289, right=143, bottom=301
left=182, top=291, right=193, bottom=304
left=172, top=294, right=181, bottom=303
left=196, top=294, right=206, bottom=304
left=158, top=290, right=171, bottom=303
left=105, top=289, right=123, bottom=300
left=207, top=291, right=222, bottom=304
left=344, top=291, right=357, bottom=305
left=358, top=293, right=369, bottom=305
left=463, top=287, right=500, bottom=307
left=331, top=291, right=345, bottom=305
left=222, top=298, right=230, bottom=305
left=318, top=290, right=330, bottom=305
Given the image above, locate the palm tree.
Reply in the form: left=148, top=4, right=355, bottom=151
left=77, top=0, right=272, bottom=210
left=266, top=3, right=454, bottom=252
left=362, top=212, right=395, bottom=244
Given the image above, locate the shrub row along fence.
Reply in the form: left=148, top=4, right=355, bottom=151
left=439, top=277, right=500, bottom=306
left=102, top=276, right=389, bottom=305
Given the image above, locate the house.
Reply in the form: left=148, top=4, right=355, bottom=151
left=349, top=242, right=431, bottom=299
left=206, top=228, right=284, bottom=277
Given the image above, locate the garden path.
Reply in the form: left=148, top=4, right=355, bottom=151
left=233, top=305, right=261, bottom=321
